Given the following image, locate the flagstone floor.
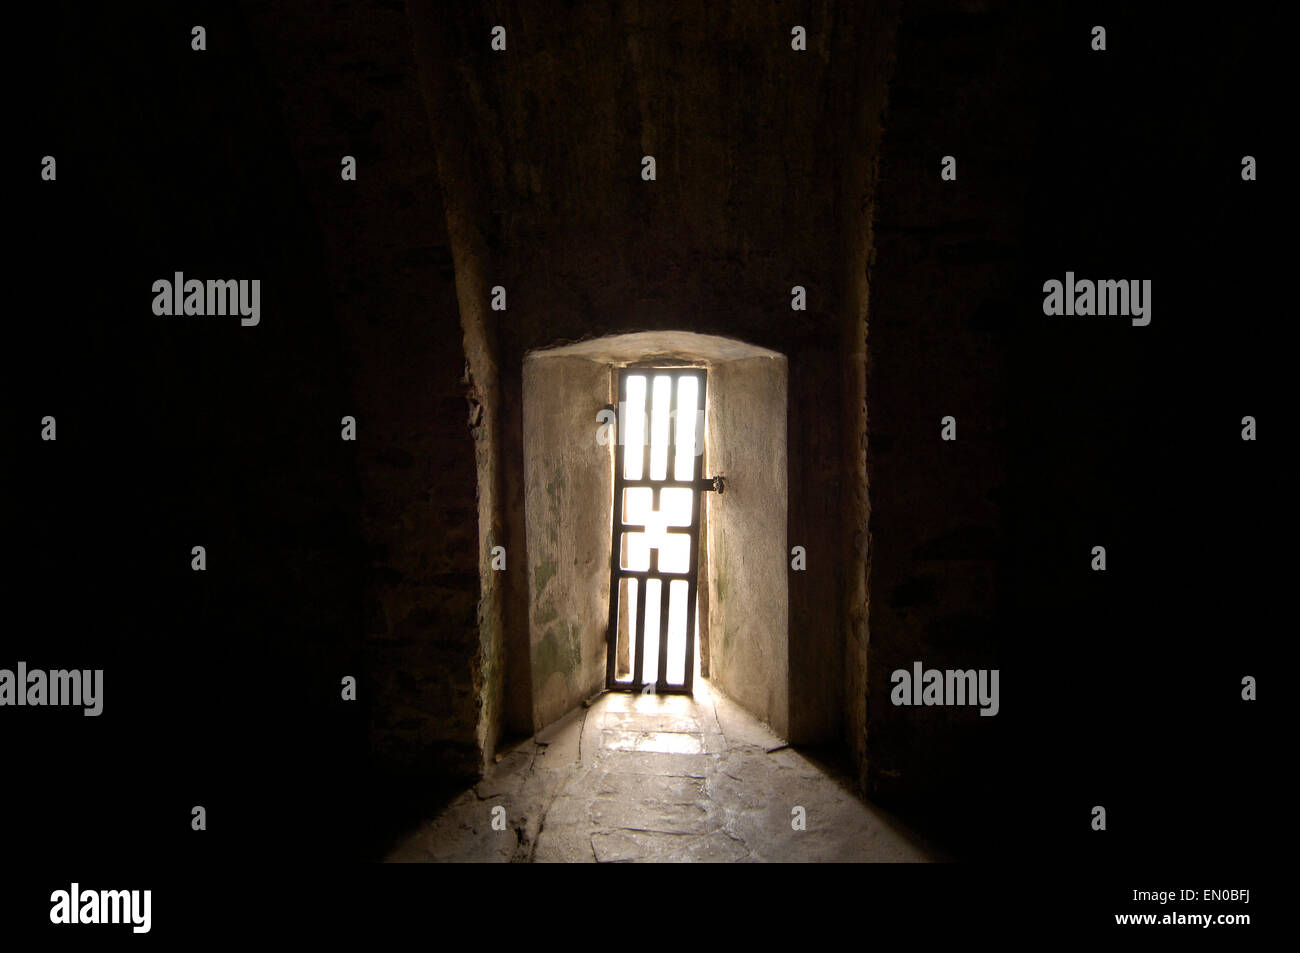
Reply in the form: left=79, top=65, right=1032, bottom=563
left=386, top=678, right=943, bottom=862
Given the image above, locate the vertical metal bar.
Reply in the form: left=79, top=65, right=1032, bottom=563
left=631, top=373, right=653, bottom=688
left=633, top=552, right=650, bottom=689
left=655, top=372, right=680, bottom=691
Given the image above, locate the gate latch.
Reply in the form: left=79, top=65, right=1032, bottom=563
left=698, top=475, right=725, bottom=494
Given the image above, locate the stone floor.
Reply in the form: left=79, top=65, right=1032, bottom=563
left=386, top=678, right=944, bottom=862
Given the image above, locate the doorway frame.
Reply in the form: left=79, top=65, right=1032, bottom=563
left=604, top=365, right=707, bottom=695
left=519, top=333, right=790, bottom=738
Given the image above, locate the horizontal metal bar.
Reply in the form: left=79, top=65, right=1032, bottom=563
left=619, top=479, right=700, bottom=489
left=611, top=568, right=690, bottom=579
left=606, top=683, right=693, bottom=695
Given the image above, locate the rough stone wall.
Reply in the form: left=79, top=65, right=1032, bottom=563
left=405, top=0, right=901, bottom=751
left=864, top=1, right=1036, bottom=825
left=834, top=2, right=900, bottom=796
left=239, top=0, right=490, bottom=781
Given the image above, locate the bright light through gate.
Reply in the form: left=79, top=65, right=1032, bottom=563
left=606, top=368, right=708, bottom=693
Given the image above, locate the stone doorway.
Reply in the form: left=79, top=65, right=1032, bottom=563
left=523, top=332, right=790, bottom=738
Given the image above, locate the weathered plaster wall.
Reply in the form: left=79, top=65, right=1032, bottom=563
left=706, top=356, right=789, bottom=736
left=522, top=355, right=613, bottom=729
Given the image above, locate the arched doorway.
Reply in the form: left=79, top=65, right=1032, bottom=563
left=521, top=331, right=789, bottom=737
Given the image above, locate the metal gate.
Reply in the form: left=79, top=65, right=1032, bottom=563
left=605, top=367, right=719, bottom=694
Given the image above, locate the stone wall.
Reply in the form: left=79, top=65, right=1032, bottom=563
left=521, top=355, right=612, bottom=728
left=863, top=0, right=1035, bottom=835
left=405, top=0, right=901, bottom=754
left=707, top=356, right=789, bottom=736
left=240, top=0, right=489, bottom=786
